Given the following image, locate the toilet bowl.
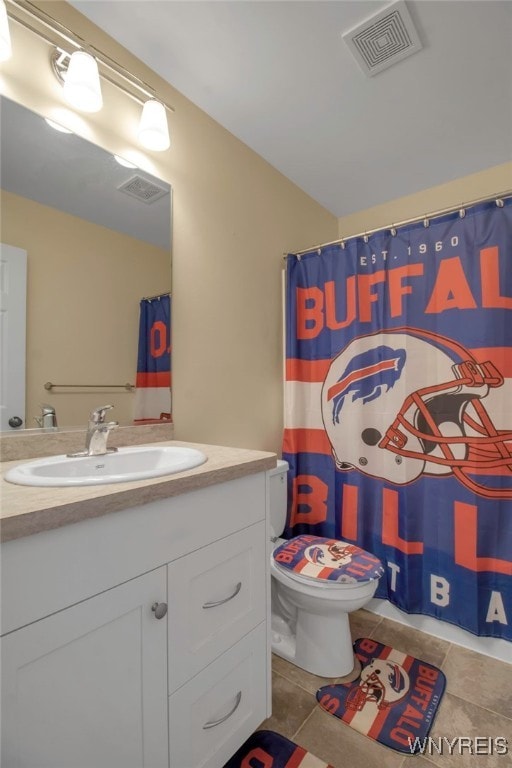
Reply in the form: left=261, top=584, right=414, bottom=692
left=268, top=461, right=383, bottom=678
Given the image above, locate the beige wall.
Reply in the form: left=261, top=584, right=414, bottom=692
left=4, top=5, right=509, bottom=453
left=1, top=189, right=170, bottom=427
left=1, top=2, right=337, bottom=453
left=337, top=163, right=512, bottom=238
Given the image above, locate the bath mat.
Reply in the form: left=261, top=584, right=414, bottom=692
left=316, top=638, right=446, bottom=754
left=223, top=729, right=334, bottom=767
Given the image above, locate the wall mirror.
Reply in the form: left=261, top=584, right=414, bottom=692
left=0, top=96, right=172, bottom=431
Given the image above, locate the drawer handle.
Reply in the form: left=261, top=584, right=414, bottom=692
left=202, top=581, right=242, bottom=609
left=202, top=691, right=242, bottom=729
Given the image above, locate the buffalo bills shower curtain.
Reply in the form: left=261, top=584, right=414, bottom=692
left=283, top=197, right=512, bottom=640
left=134, top=294, right=171, bottom=422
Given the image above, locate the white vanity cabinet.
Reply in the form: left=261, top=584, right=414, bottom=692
left=1, top=470, right=271, bottom=768
left=1, top=568, right=169, bottom=768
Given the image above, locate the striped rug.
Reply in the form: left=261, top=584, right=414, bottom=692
left=317, top=638, right=446, bottom=754
left=224, top=729, right=334, bottom=767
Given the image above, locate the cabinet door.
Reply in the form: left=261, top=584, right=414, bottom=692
left=1, top=568, right=168, bottom=768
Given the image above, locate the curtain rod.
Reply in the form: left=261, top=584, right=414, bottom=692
left=142, top=291, right=171, bottom=302
left=286, top=188, right=512, bottom=258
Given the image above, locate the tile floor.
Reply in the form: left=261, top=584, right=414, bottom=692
left=260, top=610, right=512, bottom=767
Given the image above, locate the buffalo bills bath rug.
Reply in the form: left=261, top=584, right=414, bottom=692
left=316, top=638, right=446, bottom=754
left=223, top=729, right=334, bottom=767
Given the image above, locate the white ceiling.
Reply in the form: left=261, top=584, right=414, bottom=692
left=72, top=0, right=512, bottom=217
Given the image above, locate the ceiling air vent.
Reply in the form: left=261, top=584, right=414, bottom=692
left=117, top=175, right=169, bottom=204
left=342, top=0, right=422, bottom=77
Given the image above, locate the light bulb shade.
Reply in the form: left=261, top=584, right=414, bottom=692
left=0, top=0, right=12, bottom=62
left=114, top=154, right=137, bottom=169
left=45, top=118, right=73, bottom=134
left=63, top=51, right=103, bottom=113
left=138, top=100, right=170, bottom=151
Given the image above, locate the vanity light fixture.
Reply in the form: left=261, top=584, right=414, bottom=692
left=114, top=154, right=137, bottom=169
left=62, top=50, right=103, bottom=113
left=137, top=99, right=170, bottom=152
left=5, top=0, right=175, bottom=151
left=0, top=0, right=12, bottom=61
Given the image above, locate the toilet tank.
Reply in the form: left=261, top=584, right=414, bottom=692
left=268, top=459, right=289, bottom=539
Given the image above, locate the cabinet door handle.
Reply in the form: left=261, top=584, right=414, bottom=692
left=202, top=691, right=242, bottom=729
left=202, top=581, right=242, bottom=609
left=151, top=602, right=167, bottom=619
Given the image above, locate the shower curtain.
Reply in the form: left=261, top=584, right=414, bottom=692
left=134, top=294, right=171, bottom=422
left=283, top=198, right=512, bottom=641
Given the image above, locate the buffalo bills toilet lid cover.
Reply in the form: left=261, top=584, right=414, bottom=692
left=273, top=535, right=384, bottom=583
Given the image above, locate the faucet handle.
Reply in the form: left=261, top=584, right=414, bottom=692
left=89, top=404, right=114, bottom=424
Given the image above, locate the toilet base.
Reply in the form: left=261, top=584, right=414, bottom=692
left=272, top=631, right=361, bottom=682
left=271, top=611, right=359, bottom=679
left=271, top=630, right=296, bottom=664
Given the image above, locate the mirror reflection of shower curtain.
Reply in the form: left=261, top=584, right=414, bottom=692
left=134, top=294, right=171, bottom=422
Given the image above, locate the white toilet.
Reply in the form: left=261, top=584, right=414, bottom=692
left=269, top=460, right=383, bottom=679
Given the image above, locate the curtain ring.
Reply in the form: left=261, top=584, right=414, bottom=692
left=297, top=254, right=302, bottom=261
left=459, top=208, right=466, bottom=218
left=317, top=248, right=322, bottom=255
left=496, top=198, right=504, bottom=208
left=363, top=233, right=369, bottom=243
left=340, top=239, right=345, bottom=249
left=390, top=226, right=397, bottom=237
left=423, top=217, right=430, bottom=228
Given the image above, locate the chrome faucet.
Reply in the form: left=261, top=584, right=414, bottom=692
left=68, top=405, right=119, bottom=457
left=34, top=404, right=58, bottom=430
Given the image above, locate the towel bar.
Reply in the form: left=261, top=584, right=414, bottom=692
left=44, top=382, right=135, bottom=391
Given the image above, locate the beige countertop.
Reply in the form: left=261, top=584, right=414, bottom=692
left=0, top=441, right=277, bottom=542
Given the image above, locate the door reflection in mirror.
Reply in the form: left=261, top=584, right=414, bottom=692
left=0, top=244, right=27, bottom=430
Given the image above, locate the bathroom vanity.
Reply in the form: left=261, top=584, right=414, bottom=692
left=1, top=441, right=276, bottom=768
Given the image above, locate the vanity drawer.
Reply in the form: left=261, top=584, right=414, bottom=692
left=168, top=622, right=267, bottom=768
left=168, top=521, right=266, bottom=692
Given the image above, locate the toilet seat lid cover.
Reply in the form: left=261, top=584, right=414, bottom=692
left=273, top=535, right=384, bottom=583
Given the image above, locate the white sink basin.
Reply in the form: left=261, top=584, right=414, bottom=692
left=4, top=445, right=207, bottom=487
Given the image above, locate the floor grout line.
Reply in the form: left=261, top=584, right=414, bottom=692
left=291, top=702, right=323, bottom=743
left=441, top=688, right=512, bottom=722
left=367, top=616, right=384, bottom=639
left=440, top=641, right=453, bottom=671
left=271, top=661, right=335, bottom=697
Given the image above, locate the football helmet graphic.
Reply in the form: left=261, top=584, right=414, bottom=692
left=346, top=658, right=410, bottom=711
left=304, top=541, right=359, bottom=569
left=321, top=328, right=512, bottom=499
